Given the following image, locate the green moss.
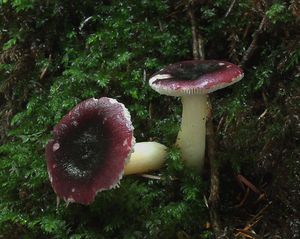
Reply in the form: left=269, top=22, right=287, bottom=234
left=1, top=0, right=299, bottom=237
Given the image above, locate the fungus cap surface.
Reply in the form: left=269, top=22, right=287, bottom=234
left=149, top=60, right=244, bottom=96
left=46, top=97, right=134, bottom=205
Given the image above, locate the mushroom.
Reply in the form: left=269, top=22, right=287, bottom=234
left=46, top=97, right=167, bottom=205
left=149, top=60, right=243, bottom=169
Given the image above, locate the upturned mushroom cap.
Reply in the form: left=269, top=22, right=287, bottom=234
left=149, top=60, right=244, bottom=96
left=45, top=97, right=134, bottom=205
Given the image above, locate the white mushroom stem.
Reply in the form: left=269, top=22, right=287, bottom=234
left=124, top=142, right=167, bottom=175
left=176, top=94, right=208, bottom=169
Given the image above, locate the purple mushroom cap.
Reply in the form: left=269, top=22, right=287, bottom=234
left=149, top=60, right=244, bottom=96
left=46, top=97, right=134, bottom=205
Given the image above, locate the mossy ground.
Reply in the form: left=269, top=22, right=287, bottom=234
left=1, top=0, right=299, bottom=238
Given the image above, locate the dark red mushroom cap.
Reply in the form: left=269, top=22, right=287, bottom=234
left=45, top=97, right=135, bottom=205
left=149, top=60, right=244, bottom=96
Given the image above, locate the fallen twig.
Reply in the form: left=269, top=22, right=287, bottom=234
left=235, top=228, right=262, bottom=239
left=240, top=14, right=267, bottom=67
left=187, top=3, right=200, bottom=59
left=207, top=100, right=220, bottom=208
left=247, top=202, right=271, bottom=226
left=185, top=1, right=223, bottom=236
left=140, top=174, right=162, bottom=180
left=258, top=109, right=268, bottom=120
left=225, top=0, right=236, bottom=18
left=207, top=98, right=223, bottom=238
left=234, top=187, right=250, bottom=208
left=235, top=216, right=263, bottom=238
left=140, top=174, right=178, bottom=181
left=236, top=174, right=261, bottom=194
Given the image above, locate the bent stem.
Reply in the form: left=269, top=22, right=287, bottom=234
left=176, top=94, right=208, bottom=169
left=124, top=142, right=167, bottom=175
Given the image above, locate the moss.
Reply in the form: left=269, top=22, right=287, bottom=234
left=1, top=0, right=299, bottom=238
